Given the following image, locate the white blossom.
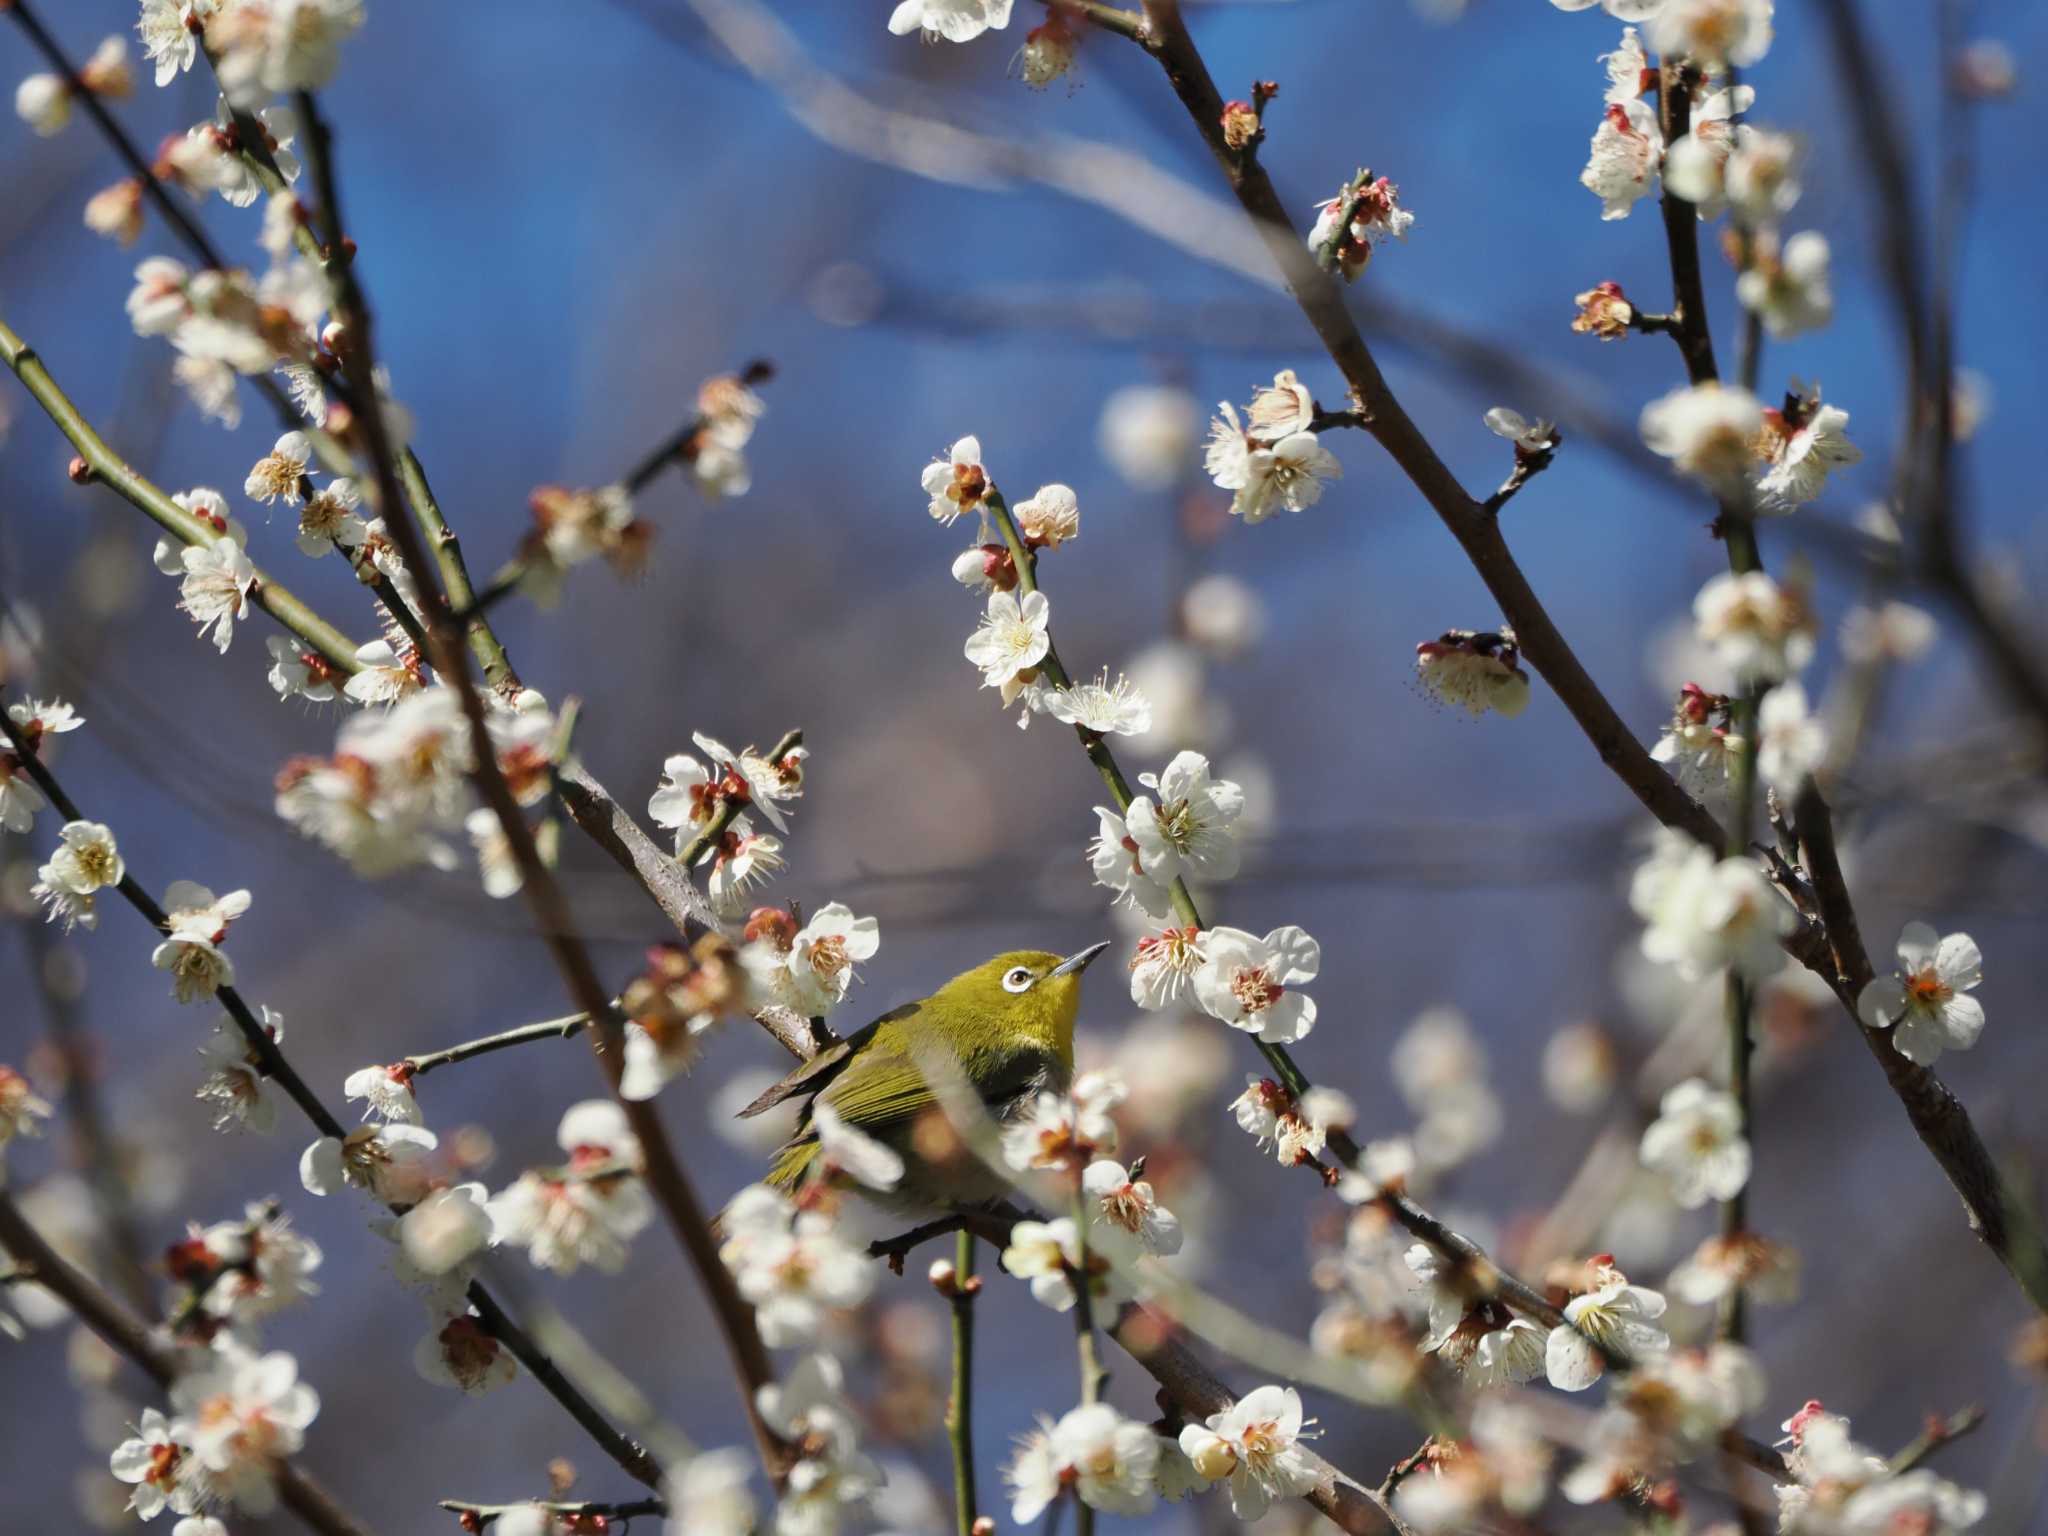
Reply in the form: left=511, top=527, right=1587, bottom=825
left=1640, top=382, right=1764, bottom=492
left=1098, top=384, right=1199, bottom=491
left=664, top=1449, right=758, bottom=1536
left=196, top=1013, right=282, bottom=1135
left=1193, top=925, right=1319, bottom=1045
left=1177, top=1385, right=1321, bottom=1522
left=265, top=636, right=339, bottom=704
left=887, top=0, right=1013, bottom=43
left=1013, top=483, right=1079, bottom=548
left=109, top=1408, right=202, bottom=1520
left=1414, top=628, right=1531, bottom=718
left=1758, top=390, right=1860, bottom=510
left=963, top=589, right=1051, bottom=697
left=169, top=1347, right=321, bottom=1515
left=1127, top=925, right=1206, bottom=1011
left=1083, top=1159, right=1182, bottom=1256
left=1857, top=922, right=1985, bottom=1066
left=178, top=541, right=257, bottom=653
left=1545, top=1267, right=1669, bottom=1390
left=1693, top=569, right=1815, bottom=683
left=33, top=819, right=125, bottom=931
left=1044, top=669, right=1150, bottom=736
left=1581, top=100, right=1663, bottom=219
left=299, top=1121, right=438, bottom=1203
left=1124, top=751, right=1245, bottom=886
left=1630, top=832, right=1793, bottom=981
left=1740, top=230, right=1835, bottom=339
left=921, top=435, right=988, bottom=524
left=1755, top=682, right=1826, bottom=791
left=1088, top=805, right=1174, bottom=919
left=1638, top=1078, right=1750, bottom=1207
left=199, top=1202, right=323, bottom=1322
left=1646, top=0, right=1773, bottom=71
left=414, top=1308, right=517, bottom=1395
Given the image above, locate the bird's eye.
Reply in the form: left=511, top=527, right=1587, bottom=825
left=1002, top=966, right=1035, bottom=994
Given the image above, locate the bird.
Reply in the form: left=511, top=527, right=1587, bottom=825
left=739, top=942, right=1111, bottom=1215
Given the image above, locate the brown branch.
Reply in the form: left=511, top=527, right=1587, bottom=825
left=1794, top=788, right=2048, bottom=1310
left=291, top=90, right=790, bottom=1484
left=1097, top=0, right=2048, bottom=1320
left=0, top=1190, right=374, bottom=1536
left=1652, top=59, right=1720, bottom=386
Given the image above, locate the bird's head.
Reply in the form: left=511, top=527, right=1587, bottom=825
left=931, top=942, right=1111, bottom=1058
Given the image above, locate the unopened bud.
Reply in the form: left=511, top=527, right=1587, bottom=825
left=927, top=1259, right=958, bottom=1295
left=67, top=456, right=94, bottom=484
left=971, top=1519, right=997, bottom=1536
left=1187, top=1432, right=1238, bottom=1481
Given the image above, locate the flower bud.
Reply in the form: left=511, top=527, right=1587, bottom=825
left=1186, top=1429, right=1239, bottom=1481
left=1220, top=100, right=1260, bottom=151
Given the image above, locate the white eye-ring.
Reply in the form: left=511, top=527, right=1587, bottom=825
left=1002, top=966, right=1035, bottom=994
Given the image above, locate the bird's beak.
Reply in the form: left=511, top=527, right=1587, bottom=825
left=1048, top=941, right=1111, bottom=978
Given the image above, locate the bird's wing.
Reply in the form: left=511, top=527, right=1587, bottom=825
left=732, top=1002, right=917, bottom=1119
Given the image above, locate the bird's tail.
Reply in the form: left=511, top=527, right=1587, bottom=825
left=766, top=1138, right=819, bottom=1194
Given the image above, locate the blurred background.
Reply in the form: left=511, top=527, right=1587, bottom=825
left=3, top=0, right=2047, bottom=1529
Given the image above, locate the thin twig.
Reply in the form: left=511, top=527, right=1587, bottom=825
left=946, top=1230, right=980, bottom=1536
left=404, top=1010, right=601, bottom=1078
left=290, top=88, right=792, bottom=1484
left=0, top=316, right=363, bottom=673
left=1885, top=1405, right=1986, bottom=1476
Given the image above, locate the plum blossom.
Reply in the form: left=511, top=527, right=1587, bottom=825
left=1646, top=0, right=1774, bottom=71
left=1740, top=230, right=1835, bottom=340
left=1193, top=925, right=1319, bottom=1044
left=33, top=819, right=124, bottom=931
left=1755, top=681, right=1826, bottom=791
left=299, top=1122, right=438, bottom=1203
left=1124, top=751, right=1245, bottom=886
left=1088, top=805, right=1174, bottom=919
left=169, top=1348, right=321, bottom=1515
left=0, top=1066, right=53, bottom=1170
left=1757, top=386, right=1860, bottom=510
left=1204, top=402, right=1342, bottom=523
left=1127, top=925, right=1206, bottom=1010
left=1002, top=1073, right=1124, bottom=1173
left=1083, top=1159, right=1182, bottom=1256
left=343, top=1063, right=421, bottom=1126
left=1694, top=569, right=1815, bottom=683
left=1581, top=100, right=1663, bottom=219
left=888, top=0, right=1013, bottom=43
left=999, top=1216, right=1126, bottom=1314
left=1638, top=1078, right=1750, bottom=1208
left=196, top=1014, right=282, bottom=1134
left=921, top=435, right=989, bottom=524
left=265, top=636, right=340, bottom=703
left=1415, top=627, right=1531, bottom=718
left=1013, top=483, right=1079, bottom=548
left=414, top=1308, right=518, bottom=1395
left=1573, top=279, right=1635, bottom=339
left=1640, top=382, right=1764, bottom=492
left=152, top=881, right=251, bottom=1003
left=109, top=1408, right=202, bottom=1520
left=1178, top=1385, right=1321, bottom=1522
left=1545, top=1263, right=1670, bottom=1390
left=178, top=541, right=257, bottom=653
left=963, top=589, right=1051, bottom=699
left=1857, top=923, right=1985, bottom=1066
left=1630, top=832, right=1793, bottom=980
left=1097, top=383, right=1199, bottom=490
left=718, top=1184, right=878, bottom=1346
left=1044, top=669, right=1150, bottom=736
left=1309, top=173, right=1414, bottom=279
left=755, top=1356, right=883, bottom=1535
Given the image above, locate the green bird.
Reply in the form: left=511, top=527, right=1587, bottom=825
left=741, top=942, right=1111, bottom=1214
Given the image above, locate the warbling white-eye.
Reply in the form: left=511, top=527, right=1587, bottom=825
left=741, top=942, right=1111, bottom=1213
